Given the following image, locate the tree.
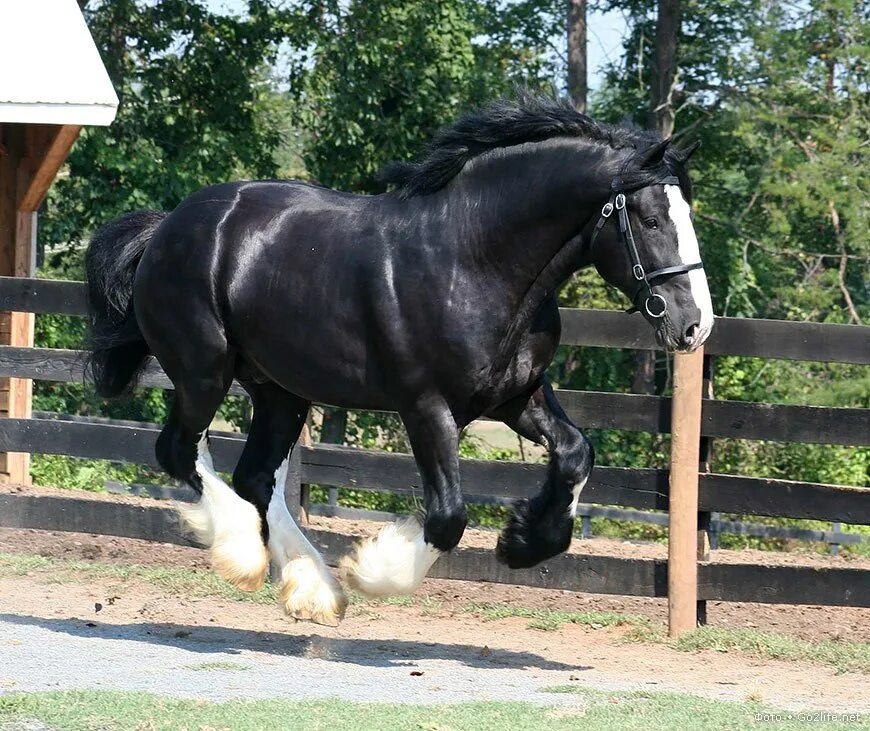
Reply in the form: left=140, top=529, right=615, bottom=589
left=567, top=0, right=587, bottom=112
left=40, top=0, right=303, bottom=251
left=294, top=0, right=560, bottom=194
left=35, top=0, right=304, bottom=427
left=588, top=0, right=868, bottom=484
left=648, top=0, right=681, bottom=136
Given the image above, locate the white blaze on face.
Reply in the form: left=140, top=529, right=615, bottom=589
left=664, top=185, right=714, bottom=345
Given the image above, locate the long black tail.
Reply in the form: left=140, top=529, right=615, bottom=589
left=84, top=210, right=167, bottom=397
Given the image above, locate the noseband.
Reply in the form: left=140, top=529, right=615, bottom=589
left=589, top=175, right=704, bottom=319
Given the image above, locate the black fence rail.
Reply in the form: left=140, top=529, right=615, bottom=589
left=0, top=276, right=868, bottom=610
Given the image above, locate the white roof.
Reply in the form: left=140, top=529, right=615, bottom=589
left=0, top=0, right=118, bottom=125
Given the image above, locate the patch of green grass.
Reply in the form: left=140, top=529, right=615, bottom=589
left=462, top=602, right=650, bottom=632
left=1, top=688, right=866, bottom=731
left=347, top=590, right=416, bottom=607
left=671, top=627, right=870, bottom=674
left=0, top=551, right=278, bottom=605
left=185, top=661, right=251, bottom=672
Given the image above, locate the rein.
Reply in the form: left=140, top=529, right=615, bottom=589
left=589, top=175, right=704, bottom=319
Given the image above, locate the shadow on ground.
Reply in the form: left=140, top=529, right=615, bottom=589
left=0, top=613, right=578, bottom=672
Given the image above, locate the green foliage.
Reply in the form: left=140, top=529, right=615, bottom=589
left=3, top=689, right=845, bottom=731
left=464, top=602, right=650, bottom=631
left=30, top=455, right=164, bottom=493
left=672, top=626, right=870, bottom=674
left=584, top=0, right=870, bottom=499
left=294, top=0, right=559, bottom=193
left=41, top=0, right=303, bottom=250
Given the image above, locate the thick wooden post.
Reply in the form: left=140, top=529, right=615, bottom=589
left=0, top=123, right=79, bottom=484
left=668, top=347, right=705, bottom=637
left=0, top=124, right=28, bottom=483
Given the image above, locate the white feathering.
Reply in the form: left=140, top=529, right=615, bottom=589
left=340, top=516, right=442, bottom=597
left=267, top=456, right=348, bottom=625
left=175, top=434, right=268, bottom=591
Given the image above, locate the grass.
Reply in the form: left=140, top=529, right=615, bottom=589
left=2, top=550, right=868, bottom=674
left=671, top=627, right=870, bottom=674
left=462, top=601, right=651, bottom=632
left=2, top=688, right=867, bottom=731
left=185, top=661, right=251, bottom=672
left=0, top=551, right=279, bottom=605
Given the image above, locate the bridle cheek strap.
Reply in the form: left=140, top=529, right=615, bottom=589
left=588, top=176, right=704, bottom=319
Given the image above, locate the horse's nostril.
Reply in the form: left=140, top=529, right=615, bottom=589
left=685, top=323, right=699, bottom=341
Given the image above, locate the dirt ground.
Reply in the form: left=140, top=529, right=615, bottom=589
left=2, top=481, right=869, bottom=711
left=2, top=478, right=869, bottom=644
left=4, top=525, right=869, bottom=644
left=1, top=528, right=869, bottom=712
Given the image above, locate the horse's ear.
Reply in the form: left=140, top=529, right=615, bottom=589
left=638, top=138, right=670, bottom=169
left=668, top=139, right=701, bottom=164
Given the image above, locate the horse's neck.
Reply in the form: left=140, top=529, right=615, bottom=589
left=446, top=142, right=612, bottom=373
left=455, top=142, right=608, bottom=310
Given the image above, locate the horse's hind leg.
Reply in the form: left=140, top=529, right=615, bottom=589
left=233, top=380, right=347, bottom=626
left=490, top=378, right=594, bottom=569
left=153, top=337, right=269, bottom=591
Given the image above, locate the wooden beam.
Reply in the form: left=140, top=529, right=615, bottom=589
left=1, top=344, right=865, bottom=446
left=17, top=125, right=81, bottom=213
left=668, top=348, right=705, bottom=637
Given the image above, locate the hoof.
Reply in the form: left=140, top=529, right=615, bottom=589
left=496, top=499, right=573, bottom=569
left=211, top=534, right=270, bottom=592
left=280, top=556, right=348, bottom=627
left=339, top=516, right=441, bottom=598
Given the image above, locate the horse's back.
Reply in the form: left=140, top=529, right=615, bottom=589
left=133, top=179, right=401, bottom=407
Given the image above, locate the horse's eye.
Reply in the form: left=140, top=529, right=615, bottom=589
left=644, top=217, right=658, bottom=229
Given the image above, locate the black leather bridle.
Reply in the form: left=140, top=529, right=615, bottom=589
left=589, top=175, right=704, bottom=318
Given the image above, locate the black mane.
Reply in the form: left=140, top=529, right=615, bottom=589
left=382, top=94, right=681, bottom=198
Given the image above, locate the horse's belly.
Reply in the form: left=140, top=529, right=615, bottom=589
left=238, top=333, right=398, bottom=411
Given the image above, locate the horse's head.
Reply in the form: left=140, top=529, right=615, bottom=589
left=589, top=139, right=713, bottom=352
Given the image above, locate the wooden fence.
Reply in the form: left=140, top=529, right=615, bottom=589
left=0, top=276, right=868, bottom=633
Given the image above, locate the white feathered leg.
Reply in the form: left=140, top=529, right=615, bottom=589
left=267, top=457, right=347, bottom=626
left=340, top=515, right=442, bottom=598
left=176, top=433, right=269, bottom=592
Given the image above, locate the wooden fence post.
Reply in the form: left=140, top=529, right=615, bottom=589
left=830, top=522, right=842, bottom=556
left=271, top=438, right=305, bottom=584
left=668, top=347, right=705, bottom=637
left=282, top=440, right=304, bottom=521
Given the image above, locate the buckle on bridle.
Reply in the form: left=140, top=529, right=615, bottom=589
left=615, top=193, right=626, bottom=210
left=601, top=201, right=614, bottom=218
left=645, top=294, right=667, bottom=318
left=632, top=264, right=645, bottom=280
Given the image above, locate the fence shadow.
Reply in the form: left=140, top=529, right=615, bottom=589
left=0, top=612, right=579, bottom=672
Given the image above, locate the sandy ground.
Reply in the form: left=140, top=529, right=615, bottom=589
left=0, top=527, right=868, bottom=713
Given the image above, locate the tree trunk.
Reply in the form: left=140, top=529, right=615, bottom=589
left=631, top=350, right=658, bottom=394
left=567, top=0, right=588, bottom=113
left=320, top=407, right=348, bottom=445
left=648, top=0, right=682, bottom=138
left=633, top=0, right=682, bottom=395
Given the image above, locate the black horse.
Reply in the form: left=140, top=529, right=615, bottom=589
left=85, top=96, right=712, bottom=626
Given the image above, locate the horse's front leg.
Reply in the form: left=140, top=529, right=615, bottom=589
left=341, top=400, right=466, bottom=596
left=491, top=378, right=594, bottom=569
